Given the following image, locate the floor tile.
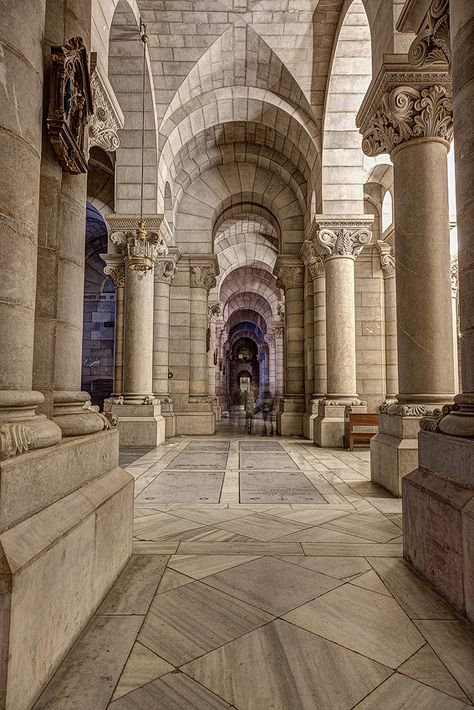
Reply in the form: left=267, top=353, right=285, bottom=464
left=138, top=580, right=273, bottom=666
left=268, top=508, right=351, bottom=525
left=415, top=620, right=474, bottom=703
left=368, top=557, right=457, bottom=619
left=133, top=512, right=205, bottom=541
left=239, top=452, right=299, bottom=470
left=322, top=512, right=402, bottom=542
left=203, top=555, right=343, bottom=615
left=278, top=526, right=377, bottom=544
left=278, top=555, right=371, bottom=579
left=349, top=569, right=392, bottom=597
left=133, top=542, right=179, bottom=554
left=240, top=470, right=326, bottom=504
left=156, top=569, right=193, bottom=594
left=182, top=619, right=392, bottom=710
left=111, top=643, right=174, bottom=701
left=398, top=644, right=470, bottom=702
left=284, top=583, right=425, bottom=668
left=33, top=616, right=143, bottom=710
left=353, top=673, right=472, bottom=709
left=167, top=506, right=253, bottom=525
left=136, top=471, right=225, bottom=504
left=215, top=512, right=308, bottom=541
left=98, top=555, right=168, bottom=615
left=165, top=452, right=228, bottom=470
left=302, top=542, right=403, bottom=556
left=177, top=541, right=304, bottom=555
left=109, top=671, right=233, bottom=709
left=168, top=554, right=261, bottom=579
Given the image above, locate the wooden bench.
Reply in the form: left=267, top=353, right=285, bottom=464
left=347, top=412, right=379, bottom=451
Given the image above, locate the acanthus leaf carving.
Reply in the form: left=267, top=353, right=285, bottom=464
left=275, top=265, right=304, bottom=291
left=300, top=239, right=324, bottom=278
left=408, top=0, right=450, bottom=68
left=317, top=227, right=371, bottom=258
left=89, top=63, right=123, bottom=152
left=155, top=259, right=177, bottom=284
left=375, top=241, right=395, bottom=275
left=190, top=265, right=217, bottom=292
left=0, top=423, right=31, bottom=460
left=104, top=263, right=125, bottom=287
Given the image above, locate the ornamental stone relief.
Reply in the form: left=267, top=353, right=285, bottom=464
left=275, top=265, right=304, bottom=291
left=89, top=60, right=124, bottom=152
left=300, top=239, right=324, bottom=278
left=104, top=263, right=125, bottom=287
left=190, top=265, right=217, bottom=291
left=155, top=259, right=177, bottom=284
left=408, top=0, right=450, bottom=67
left=375, top=241, right=395, bottom=275
left=317, top=226, right=372, bottom=258
left=361, top=83, right=453, bottom=157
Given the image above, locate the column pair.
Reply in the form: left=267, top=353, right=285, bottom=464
left=311, top=218, right=372, bottom=447
left=273, top=258, right=305, bottom=435
left=105, top=215, right=172, bottom=447
left=358, top=59, right=455, bottom=494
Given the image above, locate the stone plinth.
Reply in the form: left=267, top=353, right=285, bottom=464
left=314, top=401, right=367, bottom=449
left=277, top=396, right=305, bottom=436
left=109, top=402, right=165, bottom=448
left=370, top=411, right=422, bottom=496
left=0, top=430, right=133, bottom=710
left=159, top=398, right=177, bottom=439
left=303, top=397, right=319, bottom=440
left=403, top=431, right=474, bottom=623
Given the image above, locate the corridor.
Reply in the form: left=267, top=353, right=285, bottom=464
left=33, top=433, right=474, bottom=710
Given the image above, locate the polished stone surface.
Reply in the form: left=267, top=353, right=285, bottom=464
left=38, top=434, right=474, bottom=710
left=240, top=470, right=326, bottom=503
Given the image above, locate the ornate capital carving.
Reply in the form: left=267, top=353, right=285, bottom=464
left=300, top=239, right=324, bottom=278
left=89, top=59, right=124, bottom=152
left=155, top=258, right=177, bottom=284
left=451, top=257, right=458, bottom=297
left=104, top=264, right=125, bottom=287
left=190, top=265, right=217, bottom=291
left=379, top=403, right=428, bottom=416
left=274, top=258, right=304, bottom=290
left=315, top=217, right=373, bottom=259
left=375, top=240, right=395, bottom=276
left=208, top=302, right=223, bottom=322
left=408, top=0, right=450, bottom=68
left=357, top=64, right=453, bottom=157
left=106, top=214, right=171, bottom=279
left=272, top=320, right=284, bottom=338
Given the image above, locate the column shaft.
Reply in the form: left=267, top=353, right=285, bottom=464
left=284, top=287, right=305, bottom=396
left=383, top=271, right=398, bottom=400
left=123, top=266, right=154, bottom=399
left=153, top=279, right=172, bottom=397
left=304, top=271, right=315, bottom=397
left=189, top=288, right=209, bottom=396
left=114, top=285, right=125, bottom=396
left=313, top=273, right=327, bottom=396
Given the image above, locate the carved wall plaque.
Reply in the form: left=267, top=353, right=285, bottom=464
left=47, top=36, right=93, bottom=174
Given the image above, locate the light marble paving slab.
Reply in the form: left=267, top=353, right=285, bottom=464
left=185, top=441, right=230, bottom=451
left=166, top=506, right=254, bottom=525
left=133, top=541, right=179, bottom=554
left=182, top=619, right=392, bottom=710
left=109, top=671, right=233, bottom=709
left=164, top=452, right=228, bottom=470
left=277, top=526, right=377, bottom=544
left=135, top=471, right=225, bottom=504
left=302, top=542, right=403, bottom=556
left=98, top=555, right=168, bottom=615
left=239, top=441, right=283, bottom=451
left=366, top=497, right=403, bottom=514
left=215, top=512, right=309, bottom=541
left=178, top=541, right=304, bottom=555
left=368, top=557, right=457, bottom=619
left=111, top=643, right=174, bottom=701
left=138, top=580, right=273, bottom=666
left=398, top=644, right=471, bottom=702
left=284, top=583, right=425, bottom=668
left=156, top=569, right=193, bottom=594
left=349, top=570, right=392, bottom=597
left=277, top=555, right=372, bottom=579
left=202, top=555, right=343, bottom=615
left=168, top=554, right=261, bottom=579
left=33, top=616, right=143, bottom=710
left=239, top=452, right=299, bottom=470
left=322, top=512, right=403, bottom=543
left=353, top=673, right=472, bottom=709
left=264, top=507, right=351, bottom=525
left=134, top=512, right=205, bottom=541
left=415, top=620, right=474, bottom=703
left=240, top=470, right=326, bottom=504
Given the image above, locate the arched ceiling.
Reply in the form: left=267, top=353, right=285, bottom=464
left=218, top=264, right=282, bottom=317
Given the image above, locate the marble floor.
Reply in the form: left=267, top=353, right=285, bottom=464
left=33, top=430, right=474, bottom=710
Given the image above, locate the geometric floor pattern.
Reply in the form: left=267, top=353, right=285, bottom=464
left=33, top=432, right=474, bottom=710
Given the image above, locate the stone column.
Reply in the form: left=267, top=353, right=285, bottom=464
left=272, top=320, right=285, bottom=400
left=358, top=61, right=455, bottom=494
left=102, top=254, right=125, bottom=397
left=153, top=250, right=179, bottom=438
left=451, top=258, right=459, bottom=392
left=274, top=258, right=305, bottom=435
left=267, top=333, right=277, bottom=394
left=396, top=0, right=474, bottom=622
left=313, top=217, right=372, bottom=447
left=107, top=215, right=170, bottom=447
left=375, top=241, right=398, bottom=401
left=187, top=257, right=219, bottom=435
left=208, top=302, right=222, bottom=421
left=0, top=0, right=62, bottom=460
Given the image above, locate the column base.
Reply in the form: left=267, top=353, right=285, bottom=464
left=175, top=411, right=216, bottom=436
left=0, top=431, right=133, bottom=710
left=53, top=391, right=112, bottom=436
left=303, top=397, right=320, bottom=440
left=158, top=399, right=177, bottom=439
left=370, top=412, right=424, bottom=496
left=110, top=403, right=165, bottom=447
left=403, top=431, right=474, bottom=623
left=0, top=390, right=62, bottom=459
left=314, top=400, right=366, bottom=448
left=277, top=396, right=305, bottom=436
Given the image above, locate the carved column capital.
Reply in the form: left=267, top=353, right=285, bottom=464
left=208, top=301, right=223, bottom=322
left=357, top=63, right=452, bottom=157
left=274, top=257, right=304, bottom=290
left=300, top=239, right=325, bottom=278
left=155, top=259, right=177, bottom=284
left=89, top=61, right=124, bottom=152
left=397, top=0, right=450, bottom=68
left=189, top=256, right=219, bottom=292
left=375, top=240, right=395, bottom=276
left=102, top=252, right=125, bottom=287
left=451, top=257, right=458, bottom=297
left=315, top=216, right=373, bottom=259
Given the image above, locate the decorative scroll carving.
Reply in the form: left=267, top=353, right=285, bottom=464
left=361, top=84, right=453, bottom=157
left=420, top=403, right=456, bottom=431
left=208, top=302, right=223, bottom=322
left=275, top=266, right=304, bottom=291
left=451, top=257, right=458, bottom=297
left=375, top=241, right=395, bottom=275
left=47, top=37, right=93, bottom=174
left=300, top=239, right=324, bottom=278
left=111, top=220, right=168, bottom=279
left=155, top=259, right=177, bottom=284
left=89, top=61, right=123, bottom=152
left=379, top=403, right=428, bottom=416
left=272, top=321, right=284, bottom=338
left=190, top=265, right=217, bottom=291
left=0, top=423, right=31, bottom=460
left=408, top=0, right=450, bottom=68
left=317, top=226, right=372, bottom=258
left=104, top=263, right=125, bottom=287
left=277, top=301, right=285, bottom=318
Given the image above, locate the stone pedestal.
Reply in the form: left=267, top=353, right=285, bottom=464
left=315, top=401, right=367, bottom=449
left=403, top=432, right=474, bottom=623
left=0, top=430, right=133, bottom=710
left=109, top=402, right=165, bottom=448
left=277, top=396, right=306, bottom=437
left=370, top=409, right=421, bottom=496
